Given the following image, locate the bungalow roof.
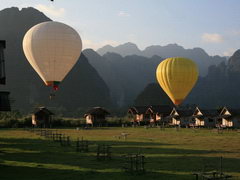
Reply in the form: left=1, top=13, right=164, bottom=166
left=146, top=105, right=173, bottom=116
left=84, top=107, right=110, bottom=117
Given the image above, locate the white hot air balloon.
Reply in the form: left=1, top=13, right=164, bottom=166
left=23, top=21, right=82, bottom=91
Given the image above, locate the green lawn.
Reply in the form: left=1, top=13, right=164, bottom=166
left=0, top=127, right=240, bottom=179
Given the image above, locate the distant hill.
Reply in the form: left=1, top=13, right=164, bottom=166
left=228, top=49, right=240, bottom=73
left=97, top=42, right=142, bottom=57
left=97, top=42, right=227, bottom=76
left=83, top=49, right=163, bottom=107
left=82, top=49, right=124, bottom=106
left=0, top=7, right=112, bottom=114
left=85, top=44, right=228, bottom=107
left=134, top=83, right=173, bottom=106
left=135, top=49, right=240, bottom=108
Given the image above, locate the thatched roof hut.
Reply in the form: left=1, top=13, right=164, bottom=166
left=168, top=108, right=194, bottom=127
left=145, top=105, right=173, bottom=124
left=192, top=107, right=219, bottom=127
left=127, top=106, right=149, bottom=123
left=32, top=107, right=54, bottom=128
left=84, top=107, right=110, bottom=126
left=218, top=107, right=240, bottom=128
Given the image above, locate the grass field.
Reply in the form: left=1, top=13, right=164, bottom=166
left=0, top=127, right=240, bottom=179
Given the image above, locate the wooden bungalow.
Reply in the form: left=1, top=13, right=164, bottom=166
left=84, top=107, right=110, bottom=126
left=218, top=107, right=240, bottom=128
left=145, top=105, right=173, bottom=125
left=168, top=108, right=194, bottom=127
left=32, top=107, right=54, bottom=128
left=192, top=107, right=219, bottom=128
left=127, top=106, right=149, bottom=125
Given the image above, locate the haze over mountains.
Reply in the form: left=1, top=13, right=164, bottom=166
left=85, top=42, right=228, bottom=108
left=0, top=7, right=240, bottom=115
left=97, top=42, right=227, bottom=76
left=83, top=49, right=163, bottom=107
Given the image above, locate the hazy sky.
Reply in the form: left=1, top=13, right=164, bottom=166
left=0, top=0, right=240, bottom=56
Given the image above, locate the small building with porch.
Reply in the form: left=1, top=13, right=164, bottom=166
left=32, top=107, right=54, bottom=128
left=218, top=107, right=240, bottom=128
left=192, top=107, right=218, bottom=128
left=127, top=106, right=149, bottom=125
left=168, top=108, right=194, bottom=127
left=145, top=105, right=173, bottom=125
left=84, top=107, right=110, bottom=126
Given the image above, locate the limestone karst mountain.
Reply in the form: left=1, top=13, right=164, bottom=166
left=83, top=49, right=163, bottom=107
left=0, top=7, right=112, bottom=113
left=136, top=49, right=240, bottom=108
left=97, top=43, right=227, bottom=76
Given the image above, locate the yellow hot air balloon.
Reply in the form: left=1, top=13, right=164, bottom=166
left=156, top=57, right=199, bottom=105
left=22, top=21, right=82, bottom=90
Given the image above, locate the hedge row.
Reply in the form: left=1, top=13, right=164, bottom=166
left=0, top=114, right=131, bottom=128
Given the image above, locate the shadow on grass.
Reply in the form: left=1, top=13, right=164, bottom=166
left=0, top=137, right=239, bottom=179
left=0, top=137, right=230, bottom=156
left=0, top=137, right=175, bottom=147
left=0, top=165, right=192, bottom=180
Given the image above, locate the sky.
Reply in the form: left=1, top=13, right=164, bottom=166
left=0, top=0, right=240, bottom=56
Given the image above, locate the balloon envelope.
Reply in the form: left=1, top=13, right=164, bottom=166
left=22, top=21, right=82, bottom=89
left=156, top=57, right=199, bottom=105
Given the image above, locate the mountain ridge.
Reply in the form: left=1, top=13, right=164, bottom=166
left=97, top=42, right=227, bottom=76
left=135, top=48, right=240, bottom=108
left=83, top=48, right=163, bottom=107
